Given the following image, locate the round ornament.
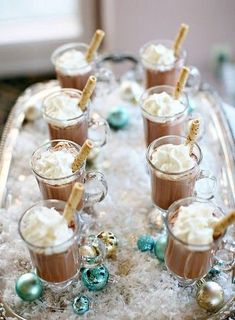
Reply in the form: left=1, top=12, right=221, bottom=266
left=97, top=231, right=119, bottom=257
left=81, top=265, right=109, bottom=291
left=80, top=235, right=106, bottom=268
left=196, top=280, right=224, bottom=312
left=154, top=234, right=167, bottom=262
left=72, top=295, right=90, bottom=315
left=137, top=235, right=154, bottom=252
left=15, top=273, right=43, bottom=301
left=107, top=107, right=129, bottom=130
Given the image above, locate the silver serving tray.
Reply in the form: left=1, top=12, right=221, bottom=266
left=0, top=80, right=234, bottom=319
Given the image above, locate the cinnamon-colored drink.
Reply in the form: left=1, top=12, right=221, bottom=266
left=165, top=198, right=223, bottom=284
left=140, top=40, right=186, bottom=89
left=51, top=43, right=95, bottom=90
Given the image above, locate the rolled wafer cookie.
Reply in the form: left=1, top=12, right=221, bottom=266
left=173, top=23, right=189, bottom=56
left=185, top=119, right=200, bottom=155
left=79, top=75, right=97, bottom=111
left=72, top=139, right=93, bottom=173
left=85, top=29, right=105, bottom=63
left=213, top=211, right=235, bottom=239
left=63, top=182, right=84, bottom=224
left=173, top=66, right=189, bottom=99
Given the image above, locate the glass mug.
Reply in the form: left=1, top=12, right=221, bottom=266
left=139, top=85, right=189, bottom=147
left=51, top=42, right=116, bottom=93
left=164, top=197, right=233, bottom=285
left=31, top=140, right=108, bottom=211
left=19, top=199, right=82, bottom=290
left=146, top=135, right=217, bottom=211
left=42, top=89, right=109, bottom=147
left=139, top=39, right=201, bottom=90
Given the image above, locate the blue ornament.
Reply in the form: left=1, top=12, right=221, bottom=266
left=72, top=295, right=90, bottom=315
left=107, top=107, right=129, bottom=130
left=154, top=234, right=167, bottom=262
left=137, top=235, right=154, bottom=252
left=15, top=273, right=43, bottom=301
left=81, top=265, right=109, bottom=291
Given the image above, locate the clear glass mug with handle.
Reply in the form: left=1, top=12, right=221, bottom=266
left=165, top=197, right=234, bottom=286
left=31, top=140, right=108, bottom=214
left=42, top=89, right=109, bottom=148
left=146, top=135, right=217, bottom=213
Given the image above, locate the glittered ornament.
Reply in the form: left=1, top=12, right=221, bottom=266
left=72, top=295, right=90, bottom=315
left=196, top=280, right=224, bottom=312
left=207, top=267, right=220, bottom=279
left=97, top=231, right=119, bottom=257
left=137, top=235, right=154, bottom=252
left=154, top=234, right=167, bottom=261
left=15, top=273, right=43, bottom=301
left=107, top=107, right=129, bottom=130
left=81, top=265, right=109, bottom=291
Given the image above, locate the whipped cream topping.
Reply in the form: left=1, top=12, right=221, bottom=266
left=21, top=206, right=73, bottom=253
left=142, top=44, right=176, bottom=70
left=143, top=92, right=185, bottom=117
left=151, top=143, right=195, bottom=173
left=34, top=144, right=77, bottom=179
left=172, top=203, right=218, bottom=246
left=44, top=93, right=82, bottom=122
left=55, top=49, right=92, bottom=75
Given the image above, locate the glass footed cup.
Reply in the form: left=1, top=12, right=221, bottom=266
left=164, top=197, right=234, bottom=286
left=31, top=139, right=108, bottom=215
left=18, top=199, right=83, bottom=309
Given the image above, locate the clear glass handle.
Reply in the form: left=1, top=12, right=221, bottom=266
left=94, top=67, right=117, bottom=97
left=184, top=65, right=201, bottom=94
left=84, top=170, right=108, bottom=208
left=194, top=169, right=217, bottom=199
left=213, top=238, right=235, bottom=272
left=88, top=114, right=110, bottom=147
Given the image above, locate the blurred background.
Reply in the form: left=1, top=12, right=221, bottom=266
left=0, top=0, right=235, bottom=134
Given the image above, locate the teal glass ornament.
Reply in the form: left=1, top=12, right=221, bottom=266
left=81, top=265, right=109, bottom=291
left=207, top=267, right=220, bottom=279
left=137, top=235, right=154, bottom=252
left=154, top=234, right=167, bottom=262
left=15, top=273, right=43, bottom=301
left=72, top=295, right=90, bottom=315
left=107, top=107, right=129, bottom=130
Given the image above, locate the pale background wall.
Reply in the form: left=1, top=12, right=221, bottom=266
left=101, top=0, right=235, bottom=82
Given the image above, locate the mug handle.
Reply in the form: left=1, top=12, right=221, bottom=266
left=88, top=115, right=110, bottom=147
left=194, top=169, right=217, bottom=199
left=94, top=66, right=117, bottom=96
left=84, top=170, right=108, bottom=208
left=213, top=238, right=235, bottom=273
left=184, top=65, right=201, bottom=94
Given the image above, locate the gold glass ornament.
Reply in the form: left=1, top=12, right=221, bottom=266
left=97, top=231, right=118, bottom=257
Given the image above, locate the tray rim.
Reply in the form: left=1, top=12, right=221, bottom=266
left=0, top=80, right=234, bottom=320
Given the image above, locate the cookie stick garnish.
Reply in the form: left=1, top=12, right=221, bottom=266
left=213, top=211, right=235, bottom=239
left=72, top=139, right=93, bottom=173
left=85, top=29, right=105, bottom=63
left=173, top=23, right=189, bottom=57
left=63, top=182, right=84, bottom=225
left=185, top=119, right=200, bottom=155
left=173, top=66, right=189, bottom=99
left=79, top=75, right=97, bottom=111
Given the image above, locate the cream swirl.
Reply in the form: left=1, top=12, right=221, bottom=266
left=172, top=203, right=218, bottom=246
left=34, top=145, right=77, bottom=179
left=143, top=92, right=185, bottom=117
left=151, top=143, right=195, bottom=172
left=21, top=207, right=73, bottom=250
left=55, top=49, right=91, bottom=75
left=142, top=44, right=176, bottom=70
left=44, top=93, right=82, bottom=121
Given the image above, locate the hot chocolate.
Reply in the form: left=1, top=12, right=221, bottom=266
left=165, top=200, right=220, bottom=283
left=43, top=89, right=88, bottom=146
left=147, top=137, right=200, bottom=210
left=140, top=87, right=188, bottom=146
left=51, top=44, right=93, bottom=90
left=140, top=41, right=185, bottom=88
left=31, top=141, right=84, bottom=207
left=19, top=202, right=80, bottom=283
